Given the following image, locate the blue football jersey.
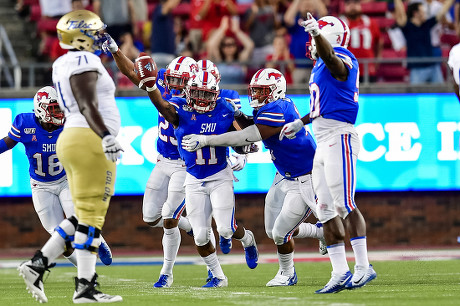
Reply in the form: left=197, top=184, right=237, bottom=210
left=219, top=88, right=241, bottom=109
left=8, top=113, right=65, bottom=182
left=154, top=68, right=181, bottom=159
left=253, top=98, right=316, bottom=178
left=173, top=97, right=235, bottom=179
left=309, top=47, right=359, bottom=124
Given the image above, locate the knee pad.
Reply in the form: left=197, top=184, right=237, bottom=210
left=271, top=227, right=287, bottom=246
left=193, top=227, right=210, bottom=247
left=73, top=223, right=101, bottom=253
left=216, top=226, right=233, bottom=240
left=54, top=215, right=78, bottom=250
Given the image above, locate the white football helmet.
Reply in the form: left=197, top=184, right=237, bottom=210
left=306, top=16, right=350, bottom=60
left=33, top=86, right=65, bottom=126
left=164, top=56, right=198, bottom=96
left=248, top=68, right=286, bottom=109
left=197, top=59, right=221, bottom=83
left=56, top=10, right=107, bottom=52
left=186, top=71, right=220, bottom=113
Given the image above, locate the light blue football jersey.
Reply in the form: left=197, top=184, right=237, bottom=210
left=8, top=113, right=65, bottom=182
left=253, top=98, right=316, bottom=179
left=309, top=47, right=359, bottom=124
left=173, top=97, right=235, bottom=179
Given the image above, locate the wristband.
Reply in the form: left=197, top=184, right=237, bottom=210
left=0, top=138, right=9, bottom=153
left=101, top=131, right=111, bottom=139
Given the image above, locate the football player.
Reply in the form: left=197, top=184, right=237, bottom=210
left=448, top=41, right=460, bottom=102
left=279, top=14, right=377, bottom=293
left=181, top=68, right=325, bottom=287
left=1, top=87, right=113, bottom=268
left=18, top=10, right=123, bottom=303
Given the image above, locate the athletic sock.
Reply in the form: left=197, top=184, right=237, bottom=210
left=41, top=231, right=66, bottom=263
left=236, top=229, right=253, bottom=248
left=327, top=243, right=349, bottom=275
left=278, top=252, right=295, bottom=275
left=350, top=236, right=369, bottom=268
left=76, top=249, right=97, bottom=281
left=160, top=227, right=181, bottom=276
left=202, top=252, right=225, bottom=279
left=65, top=251, right=78, bottom=267
left=294, top=223, right=323, bottom=239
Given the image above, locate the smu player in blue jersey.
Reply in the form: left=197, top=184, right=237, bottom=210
left=182, top=68, right=327, bottom=287
left=145, top=69, right=259, bottom=288
left=280, top=14, right=377, bottom=293
left=0, top=87, right=112, bottom=269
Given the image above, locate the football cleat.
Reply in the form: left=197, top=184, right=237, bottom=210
left=202, top=276, right=228, bottom=288
left=244, top=230, right=258, bottom=269
left=98, top=240, right=113, bottom=266
left=319, top=237, right=328, bottom=255
left=219, top=236, right=232, bottom=254
left=18, top=250, right=50, bottom=303
left=315, top=270, right=352, bottom=294
left=73, top=273, right=122, bottom=303
left=345, top=264, right=377, bottom=289
left=206, top=269, right=213, bottom=283
left=153, top=274, right=173, bottom=288
left=266, top=269, right=298, bottom=287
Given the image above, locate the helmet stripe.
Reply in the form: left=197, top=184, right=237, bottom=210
left=254, top=69, right=264, bottom=81
left=203, top=71, right=208, bottom=86
left=174, top=56, right=185, bottom=71
left=202, top=60, right=207, bottom=70
left=338, top=18, right=348, bottom=46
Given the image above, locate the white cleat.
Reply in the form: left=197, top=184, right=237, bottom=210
left=73, top=274, right=122, bottom=303
left=18, top=251, right=49, bottom=303
left=345, top=264, right=377, bottom=289
left=266, top=269, right=298, bottom=287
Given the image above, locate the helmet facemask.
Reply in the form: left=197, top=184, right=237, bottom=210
left=164, top=71, right=191, bottom=96
left=248, top=84, right=275, bottom=109
left=34, top=86, right=65, bottom=126
left=187, top=85, right=219, bottom=113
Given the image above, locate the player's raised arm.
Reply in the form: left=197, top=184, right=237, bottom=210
left=102, top=34, right=140, bottom=86
left=133, top=54, right=180, bottom=127
left=303, top=13, right=348, bottom=81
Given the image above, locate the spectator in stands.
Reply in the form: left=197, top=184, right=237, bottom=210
left=284, top=0, right=327, bottom=84
left=341, top=0, right=383, bottom=83
left=189, top=0, right=238, bottom=56
left=265, top=34, right=295, bottom=84
left=206, top=16, right=254, bottom=84
left=150, top=0, right=181, bottom=69
left=422, top=1, right=454, bottom=59
left=93, top=0, right=140, bottom=60
left=394, top=0, right=454, bottom=84
left=244, top=0, right=282, bottom=66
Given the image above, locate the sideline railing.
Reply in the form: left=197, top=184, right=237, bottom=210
left=0, top=25, right=21, bottom=90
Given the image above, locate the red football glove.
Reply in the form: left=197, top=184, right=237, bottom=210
left=134, top=52, right=158, bottom=91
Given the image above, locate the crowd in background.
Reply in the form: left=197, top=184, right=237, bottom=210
left=13, top=0, right=460, bottom=85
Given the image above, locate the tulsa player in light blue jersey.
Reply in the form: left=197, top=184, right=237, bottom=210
left=280, top=14, right=377, bottom=293
left=139, top=62, right=259, bottom=288
left=182, top=68, right=326, bottom=287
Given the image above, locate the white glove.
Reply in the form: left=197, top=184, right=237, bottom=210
left=279, top=119, right=304, bottom=140
left=181, top=134, right=208, bottom=152
left=242, top=143, right=259, bottom=153
left=102, top=33, right=119, bottom=54
left=300, top=13, right=320, bottom=37
left=101, top=134, right=123, bottom=162
left=225, top=98, right=243, bottom=117
left=230, top=153, right=247, bottom=171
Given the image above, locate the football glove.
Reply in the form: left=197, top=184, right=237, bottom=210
left=230, top=153, right=247, bottom=171
left=225, top=98, right=242, bottom=117
left=181, top=134, right=208, bottom=152
left=279, top=119, right=304, bottom=140
left=102, top=134, right=123, bottom=162
left=101, top=33, right=119, bottom=54
left=242, top=143, right=259, bottom=153
left=301, top=13, right=320, bottom=37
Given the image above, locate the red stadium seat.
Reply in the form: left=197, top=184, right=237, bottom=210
left=441, top=33, right=460, bottom=48
left=172, top=3, right=191, bottom=16
left=375, top=17, right=395, bottom=30
left=378, top=49, right=408, bottom=82
left=37, top=19, right=59, bottom=34
left=30, top=4, right=41, bottom=22
left=382, top=32, right=393, bottom=49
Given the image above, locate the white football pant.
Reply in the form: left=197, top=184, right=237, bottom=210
left=265, top=172, right=316, bottom=245
left=313, top=132, right=360, bottom=223
left=30, top=176, right=74, bottom=234
left=143, top=155, right=186, bottom=223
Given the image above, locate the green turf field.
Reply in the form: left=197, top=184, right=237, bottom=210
left=1, top=260, right=459, bottom=305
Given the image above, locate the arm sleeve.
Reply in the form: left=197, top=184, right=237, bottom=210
left=206, top=124, right=262, bottom=147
